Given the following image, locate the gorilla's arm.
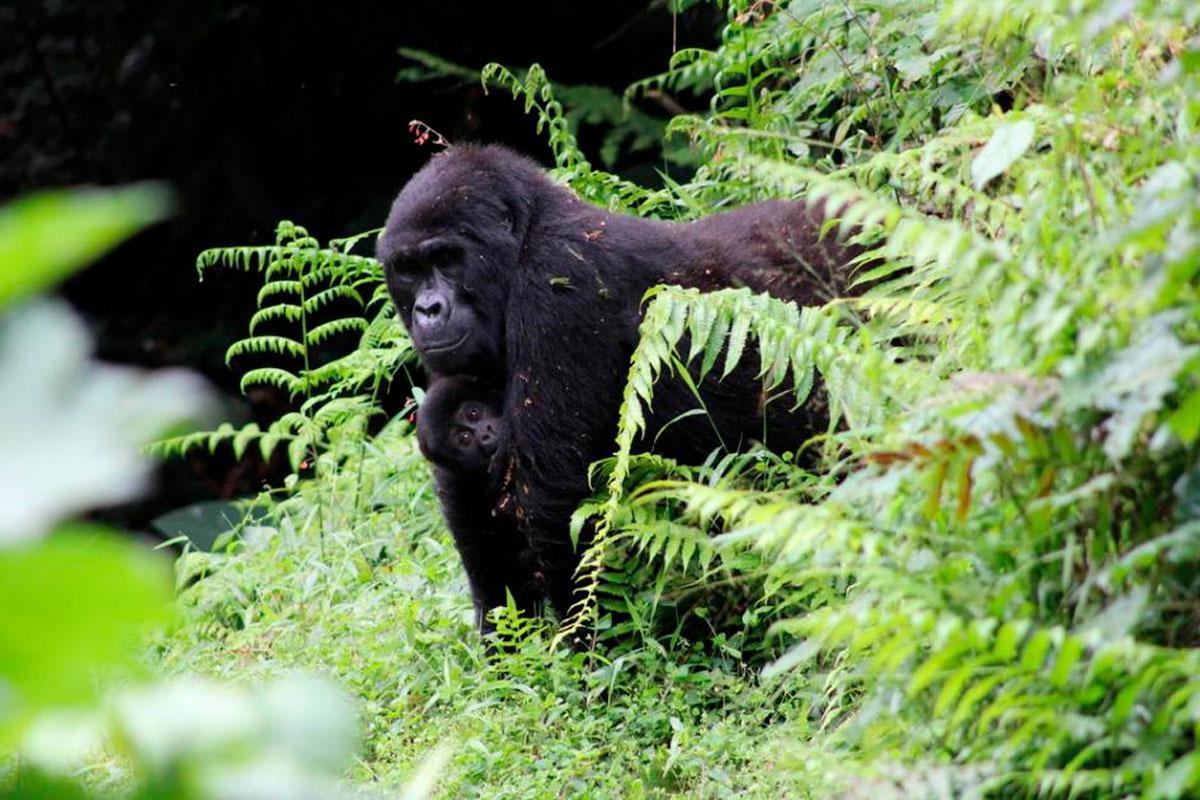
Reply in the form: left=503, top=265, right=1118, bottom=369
left=430, top=467, right=541, bottom=633
left=418, top=376, right=535, bottom=630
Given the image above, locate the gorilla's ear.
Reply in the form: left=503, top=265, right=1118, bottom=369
left=501, top=197, right=528, bottom=243
left=498, top=175, right=536, bottom=247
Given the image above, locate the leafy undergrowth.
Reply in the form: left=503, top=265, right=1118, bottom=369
left=159, top=431, right=815, bottom=799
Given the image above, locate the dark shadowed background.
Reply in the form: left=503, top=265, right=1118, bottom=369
left=0, top=0, right=719, bottom=528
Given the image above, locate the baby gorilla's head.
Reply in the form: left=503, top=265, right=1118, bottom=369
left=416, top=375, right=504, bottom=475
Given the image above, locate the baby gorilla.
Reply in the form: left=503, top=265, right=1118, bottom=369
left=417, top=375, right=504, bottom=475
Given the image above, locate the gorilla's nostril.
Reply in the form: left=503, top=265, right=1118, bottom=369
left=415, top=300, right=443, bottom=319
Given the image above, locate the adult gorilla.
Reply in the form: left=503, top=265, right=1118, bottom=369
left=378, top=145, right=863, bottom=630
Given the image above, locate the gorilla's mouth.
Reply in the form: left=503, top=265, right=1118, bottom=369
left=421, top=333, right=469, bottom=355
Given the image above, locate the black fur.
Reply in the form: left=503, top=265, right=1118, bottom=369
left=378, top=145, right=865, bottom=629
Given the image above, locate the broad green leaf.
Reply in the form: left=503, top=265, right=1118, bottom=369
left=0, top=527, right=172, bottom=735
left=0, top=185, right=171, bottom=309
left=150, top=499, right=267, bottom=552
left=1049, top=636, right=1083, bottom=687
left=971, top=121, right=1036, bottom=189
left=1168, top=388, right=1200, bottom=444
left=1149, top=752, right=1199, bottom=800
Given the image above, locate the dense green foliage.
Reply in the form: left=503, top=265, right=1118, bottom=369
left=150, top=0, right=1200, bottom=797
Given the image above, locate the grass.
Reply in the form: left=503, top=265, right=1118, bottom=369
left=158, top=433, right=822, bottom=798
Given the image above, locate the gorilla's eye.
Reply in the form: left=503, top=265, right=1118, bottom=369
left=464, top=406, right=482, bottom=422
left=386, top=260, right=420, bottom=287
left=428, top=249, right=454, bottom=270
left=454, top=430, right=473, bottom=448
left=418, top=238, right=462, bottom=271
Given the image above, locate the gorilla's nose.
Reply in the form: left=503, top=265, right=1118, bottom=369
left=413, top=297, right=446, bottom=329
left=479, top=423, right=496, bottom=446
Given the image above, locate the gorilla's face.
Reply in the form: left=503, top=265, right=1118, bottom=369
left=377, top=149, right=529, bottom=378
left=441, top=398, right=502, bottom=468
left=416, top=376, right=504, bottom=474
left=382, top=235, right=500, bottom=376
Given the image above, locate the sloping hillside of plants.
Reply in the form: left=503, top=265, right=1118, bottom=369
left=27, top=1, right=1194, bottom=798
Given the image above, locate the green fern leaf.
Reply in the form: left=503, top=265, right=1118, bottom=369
left=226, top=335, right=305, bottom=363
left=305, top=317, right=368, bottom=346
left=240, top=367, right=300, bottom=394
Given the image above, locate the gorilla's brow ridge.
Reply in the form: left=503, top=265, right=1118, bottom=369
left=382, top=234, right=451, bottom=271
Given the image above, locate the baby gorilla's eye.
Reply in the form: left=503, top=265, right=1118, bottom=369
left=454, top=430, right=474, bottom=448
left=465, top=406, right=482, bottom=422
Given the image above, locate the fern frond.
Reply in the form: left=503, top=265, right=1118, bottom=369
left=256, top=280, right=303, bottom=306
left=146, top=423, right=241, bottom=459
left=239, top=367, right=301, bottom=394
left=247, top=304, right=303, bottom=332
left=303, top=285, right=364, bottom=314
left=196, top=245, right=281, bottom=278
left=225, top=335, right=305, bottom=363
left=482, top=63, right=587, bottom=172
left=305, top=317, right=368, bottom=346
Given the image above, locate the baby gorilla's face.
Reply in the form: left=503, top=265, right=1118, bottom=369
left=447, top=399, right=502, bottom=469
left=417, top=375, right=505, bottom=476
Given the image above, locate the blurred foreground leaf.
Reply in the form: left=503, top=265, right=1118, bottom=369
left=0, top=770, right=91, bottom=800
left=971, top=120, right=1036, bottom=189
left=0, top=301, right=210, bottom=543
left=0, top=185, right=171, bottom=309
left=110, top=675, right=358, bottom=799
left=0, top=527, right=173, bottom=739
